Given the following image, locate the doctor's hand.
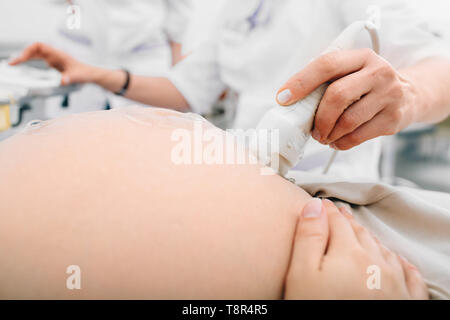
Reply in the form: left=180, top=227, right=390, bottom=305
left=9, top=42, right=94, bottom=85
left=284, top=198, right=428, bottom=300
left=276, top=49, right=420, bottom=150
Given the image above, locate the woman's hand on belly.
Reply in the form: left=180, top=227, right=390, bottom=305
left=284, top=199, right=428, bottom=300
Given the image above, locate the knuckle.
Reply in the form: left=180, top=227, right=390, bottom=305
left=378, top=63, right=396, bottom=80
left=299, top=230, right=327, bottom=243
left=387, top=82, right=404, bottom=100
left=336, top=134, right=359, bottom=150
left=384, top=126, right=397, bottom=136
left=361, top=47, right=376, bottom=59
left=314, top=114, right=328, bottom=132
left=333, top=140, right=348, bottom=150
left=33, top=42, right=44, bottom=52
left=387, top=108, right=403, bottom=125
left=339, top=112, right=358, bottom=130
left=369, top=60, right=395, bottom=82
left=317, top=53, right=339, bottom=75
left=345, top=132, right=361, bottom=145
left=327, top=83, right=349, bottom=105
left=379, top=63, right=394, bottom=76
left=353, top=223, right=367, bottom=235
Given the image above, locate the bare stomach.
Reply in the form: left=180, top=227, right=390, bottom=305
left=0, top=107, right=310, bottom=299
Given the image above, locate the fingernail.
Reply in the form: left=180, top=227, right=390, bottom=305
left=277, top=89, right=292, bottom=104
left=303, top=198, right=323, bottom=218
left=330, top=143, right=338, bottom=150
left=312, top=128, right=321, bottom=141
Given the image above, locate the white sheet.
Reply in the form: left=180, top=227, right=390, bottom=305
left=290, top=171, right=450, bottom=299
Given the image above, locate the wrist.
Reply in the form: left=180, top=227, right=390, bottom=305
left=410, top=81, right=431, bottom=124
left=89, top=66, right=126, bottom=93
left=399, top=72, right=428, bottom=125
left=89, top=65, right=107, bottom=85
left=399, top=65, right=435, bottom=124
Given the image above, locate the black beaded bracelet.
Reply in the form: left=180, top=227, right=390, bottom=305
left=115, top=69, right=131, bottom=96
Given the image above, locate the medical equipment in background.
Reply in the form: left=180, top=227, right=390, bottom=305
left=380, top=120, right=450, bottom=192
left=251, top=10, right=381, bottom=178
left=0, top=60, right=80, bottom=133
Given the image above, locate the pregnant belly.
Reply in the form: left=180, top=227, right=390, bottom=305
left=0, top=107, right=309, bottom=299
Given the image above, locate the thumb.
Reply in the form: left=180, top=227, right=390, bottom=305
left=276, top=70, right=317, bottom=106
left=276, top=49, right=369, bottom=106
left=276, top=54, right=332, bottom=106
left=289, top=198, right=329, bottom=272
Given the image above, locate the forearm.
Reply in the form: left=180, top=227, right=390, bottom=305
left=91, top=67, right=190, bottom=111
left=400, top=57, right=450, bottom=124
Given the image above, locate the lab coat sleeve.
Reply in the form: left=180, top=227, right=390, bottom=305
left=336, top=0, right=450, bottom=69
left=168, top=39, right=227, bottom=115
left=165, top=0, right=193, bottom=43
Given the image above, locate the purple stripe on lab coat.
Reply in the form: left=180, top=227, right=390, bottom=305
left=247, top=0, right=266, bottom=30
left=58, top=28, right=92, bottom=46
left=130, top=41, right=169, bottom=54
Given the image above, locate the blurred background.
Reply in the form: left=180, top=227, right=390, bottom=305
left=0, top=0, right=449, bottom=191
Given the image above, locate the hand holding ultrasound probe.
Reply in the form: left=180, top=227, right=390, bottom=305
left=275, top=6, right=450, bottom=158
left=253, top=10, right=381, bottom=176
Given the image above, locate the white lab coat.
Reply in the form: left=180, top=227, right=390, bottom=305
left=169, top=0, right=450, bottom=179
left=46, top=0, right=192, bottom=117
